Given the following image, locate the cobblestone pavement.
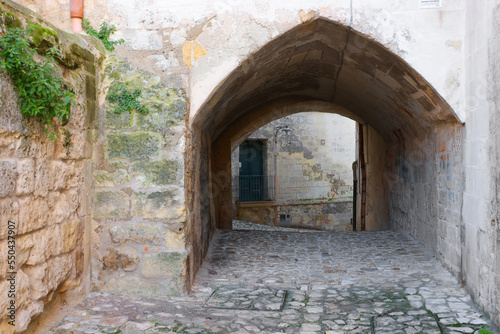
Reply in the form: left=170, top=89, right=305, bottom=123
left=45, top=226, right=498, bottom=334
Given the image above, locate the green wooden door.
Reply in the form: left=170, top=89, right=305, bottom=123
left=239, top=140, right=264, bottom=201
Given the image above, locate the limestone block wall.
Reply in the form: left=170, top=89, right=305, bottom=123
left=389, top=124, right=464, bottom=276
left=0, top=0, right=102, bottom=332
left=9, top=0, right=199, bottom=298
left=276, top=114, right=355, bottom=201
left=91, top=55, right=189, bottom=297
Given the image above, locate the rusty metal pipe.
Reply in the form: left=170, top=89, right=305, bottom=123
left=70, top=0, right=84, bottom=33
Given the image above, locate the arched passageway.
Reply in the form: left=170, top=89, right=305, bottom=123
left=185, top=18, right=463, bottom=285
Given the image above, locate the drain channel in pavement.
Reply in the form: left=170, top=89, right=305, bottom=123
left=203, top=286, right=287, bottom=311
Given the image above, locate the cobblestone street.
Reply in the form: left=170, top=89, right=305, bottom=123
left=44, top=226, right=497, bottom=334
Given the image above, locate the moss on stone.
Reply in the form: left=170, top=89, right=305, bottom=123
left=94, top=169, right=130, bottom=187
left=27, top=22, right=59, bottom=48
left=132, top=191, right=176, bottom=219
left=134, top=191, right=174, bottom=209
left=80, top=34, right=107, bottom=56
left=131, top=159, right=179, bottom=186
left=104, top=56, right=187, bottom=131
left=5, top=12, right=22, bottom=29
left=56, top=31, right=95, bottom=69
left=94, top=171, right=113, bottom=186
left=109, top=161, right=128, bottom=169
left=136, top=97, right=187, bottom=131
left=104, top=55, right=131, bottom=81
left=121, top=72, right=144, bottom=85
left=106, top=107, right=133, bottom=129
left=93, top=191, right=129, bottom=218
left=107, top=131, right=161, bottom=159
left=70, top=42, right=94, bottom=62
left=105, top=64, right=123, bottom=81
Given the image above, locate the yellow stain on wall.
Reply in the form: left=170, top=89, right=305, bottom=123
left=193, top=40, right=208, bottom=61
left=182, top=40, right=208, bottom=68
left=182, top=41, right=192, bottom=67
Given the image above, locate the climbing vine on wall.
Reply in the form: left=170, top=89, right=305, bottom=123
left=108, top=84, right=149, bottom=115
left=81, top=20, right=144, bottom=115
left=82, top=18, right=124, bottom=51
left=0, top=27, right=75, bottom=140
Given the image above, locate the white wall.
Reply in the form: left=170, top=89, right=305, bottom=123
left=462, top=0, right=499, bottom=326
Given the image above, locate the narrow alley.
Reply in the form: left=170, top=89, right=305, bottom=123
left=43, top=223, right=495, bottom=334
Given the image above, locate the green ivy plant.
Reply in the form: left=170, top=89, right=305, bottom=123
left=0, top=27, right=75, bottom=140
left=82, top=18, right=124, bottom=51
left=108, top=84, right=149, bottom=115
left=479, top=327, right=493, bottom=334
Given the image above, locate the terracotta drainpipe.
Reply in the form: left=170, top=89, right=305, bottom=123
left=70, top=0, right=84, bottom=33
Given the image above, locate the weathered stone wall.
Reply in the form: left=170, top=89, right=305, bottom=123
left=389, top=124, right=464, bottom=275
left=10, top=0, right=203, bottom=298
left=0, top=0, right=102, bottom=332
left=273, top=113, right=355, bottom=201
left=90, top=55, right=189, bottom=296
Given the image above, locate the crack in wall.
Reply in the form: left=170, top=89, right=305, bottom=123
left=331, top=26, right=351, bottom=103
left=331, top=0, right=353, bottom=103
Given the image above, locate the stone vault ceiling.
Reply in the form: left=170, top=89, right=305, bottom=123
left=194, top=18, right=461, bottom=143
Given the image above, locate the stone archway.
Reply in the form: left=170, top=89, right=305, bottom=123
left=185, top=17, right=463, bottom=286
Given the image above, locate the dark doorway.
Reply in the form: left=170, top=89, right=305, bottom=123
left=239, top=140, right=265, bottom=201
